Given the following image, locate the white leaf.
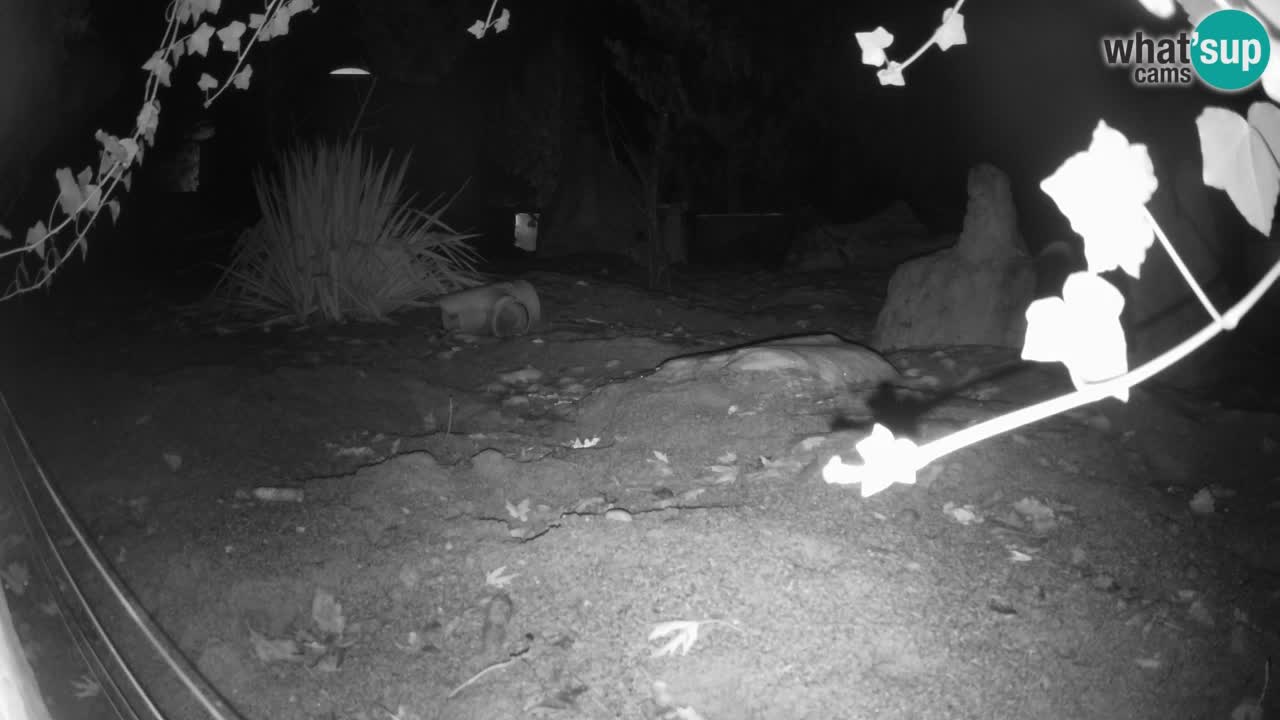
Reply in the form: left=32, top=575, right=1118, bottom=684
left=232, top=65, right=253, bottom=90
left=1137, top=0, right=1177, bottom=18
left=649, top=620, right=700, bottom=657
left=25, top=221, right=47, bottom=259
left=217, top=21, right=246, bottom=53
left=854, top=27, right=894, bottom=66
left=505, top=498, right=530, bottom=522
left=821, top=423, right=920, bottom=497
left=486, top=566, right=519, bottom=588
left=142, top=52, right=172, bottom=86
left=188, top=22, right=215, bottom=56
left=83, top=184, right=102, bottom=214
left=55, top=167, right=83, bottom=216
left=1039, top=120, right=1157, bottom=278
left=1197, top=104, right=1280, bottom=236
left=1022, top=272, right=1129, bottom=400
left=877, top=62, right=905, bottom=87
left=70, top=674, right=101, bottom=699
left=934, top=9, right=967, bottom=51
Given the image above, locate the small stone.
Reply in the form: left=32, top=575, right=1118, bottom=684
left=1187, top=598, right=1214, bottom=627
left=162, top=452, right=183, bottom=472
left=603, top=508, right=633, bottom=522
left=894, top=507, right=920, bottom=524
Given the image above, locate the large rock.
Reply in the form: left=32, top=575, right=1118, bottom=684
left=871, top=164, right=1035, bottom=350
left=785, top=201, right=936, bottom=271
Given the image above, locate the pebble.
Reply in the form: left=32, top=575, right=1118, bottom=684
left=604, top=508, right=633, bottom=522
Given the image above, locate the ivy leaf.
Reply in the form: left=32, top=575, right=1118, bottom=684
left=493, top=8, right=511, bottom=33
left=189, top=23, right=216, bottom=56
left=106, top=200, right=121, bottom=225
left=142, top=52, right=172, bottom=86
left=287, top=0, right=314, bottom=15
left=1022, top=272, right=1130, bottom=401
left=76, top=166, right=93, bottom=190
left=119, top=138, right=140, bottom=166
left=268, top=9, right=291, bottom=39
left=1040, top=120, right=1156, bottom=278
left=467, top=19, right=487, bottom=39
left=137, top=102, right=160, bottom=146
left=934, top=9, right=967, bottom=51
left=197, top=73, right=218, bottom=91
left=55, top=168, right=84, bottom=216
left=175, top=0, right=200, bottom=25
left=1197, top=103, right=1280, bottom=236
left=83, top=185, right=102, bottom=214
left=877, top=62, right=905, bottom=87
left=854, top=27, right=894, bottom=67
left=25, top=222, right=47, bottom=260
left=177, top=0, right=220, bottom=23
left=248, top=12, right=265, bottom=30
left=95, top=130, right=125, bottom=177
left=217, top=20, right=246, bottom=53
left=94, top=127, right=138, bottom=176
left=821, top=423, right=921, bottom=496
left=0, top=224, right=10, bottom=241
left=232, top=65, right=253, bottom=90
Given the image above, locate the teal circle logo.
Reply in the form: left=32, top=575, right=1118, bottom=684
left=1192, top=9, right=1271, bottom=91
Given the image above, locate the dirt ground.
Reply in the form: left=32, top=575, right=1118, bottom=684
left=1, top=262, right=1279, bottom=720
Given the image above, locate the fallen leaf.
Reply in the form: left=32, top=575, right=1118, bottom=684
left=249, top=627, right=304, bottom=663
left=650, top=620, right=702, bottom=657
left=312, top=588, right=346, bottom=637
left=486, top=566, right=519, bottom=588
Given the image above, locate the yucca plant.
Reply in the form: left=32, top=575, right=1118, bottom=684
left=209, top=137, right=483, bottom=325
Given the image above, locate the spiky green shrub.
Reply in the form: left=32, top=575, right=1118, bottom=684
left=211, top=138, right=482, bottom=325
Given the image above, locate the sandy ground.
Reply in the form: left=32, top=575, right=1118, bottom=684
left=2, top=266, right=1278, bottom=720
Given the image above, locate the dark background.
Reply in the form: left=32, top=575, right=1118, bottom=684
left=0, top=0, right=1261, bottom=287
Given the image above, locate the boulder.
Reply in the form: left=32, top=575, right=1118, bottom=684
left=785, top=200, right=936, bottom=271
left=871, top=164, right=1035, bottom=351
